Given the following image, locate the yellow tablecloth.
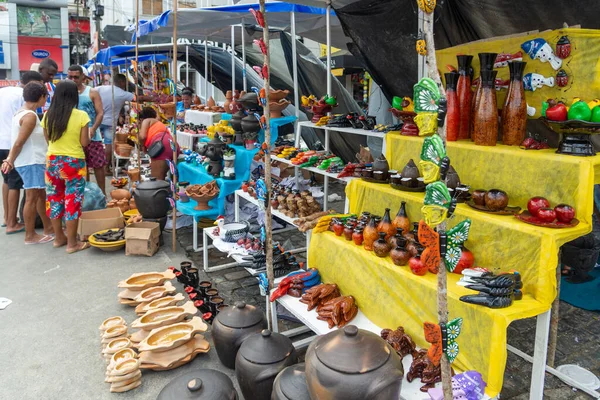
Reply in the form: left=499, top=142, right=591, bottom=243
left=309, top=232, right=548, bottom=397
left=306, top=134, right=600, bottom=396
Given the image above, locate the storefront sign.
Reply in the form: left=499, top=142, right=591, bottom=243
left=32, top=49, right=50, bottom=59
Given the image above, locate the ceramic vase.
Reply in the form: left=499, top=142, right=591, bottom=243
left=502, top=61, right=528, bottom=146
left=373, top=232, right=391, bottom=258
left=363, top=217, right=378, bottom=252
left=377, top=208, right=395, bottom=241
left=445, top=72, right=460, bottom=141
left=472, top=70, right=498, bottom=146
left=457, top=55, right=474, bottom=140
left=392, top=201, right=410, bottom=235
left=471, top=53, right=498, bottom=139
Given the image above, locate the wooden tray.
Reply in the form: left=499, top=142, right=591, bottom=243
left=390, top=183, right=426, bottom=192
left=515, top=211, right=580, bottom=228
left=361, top=177, right=390, bottom=184
left=466, top=200, right=521, bottom=215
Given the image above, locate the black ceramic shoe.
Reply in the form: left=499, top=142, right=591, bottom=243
left=460, top=294, right=513, bottom=308
left=464, top=284, right=514, bottom=296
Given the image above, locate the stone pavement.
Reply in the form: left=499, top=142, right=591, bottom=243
left=176, top=220, right=600, bottom=399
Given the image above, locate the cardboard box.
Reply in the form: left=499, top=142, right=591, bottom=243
left=126, top=222, right=160, bottom=256
left=78, top=208, right=125, bottom=241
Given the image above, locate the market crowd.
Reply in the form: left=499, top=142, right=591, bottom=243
left=0, top=58, right=141, bottom=252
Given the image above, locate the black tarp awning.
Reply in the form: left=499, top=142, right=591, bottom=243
left=319, top=49, right=364, bottom=71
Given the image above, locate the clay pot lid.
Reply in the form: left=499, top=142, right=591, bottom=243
left=135, top=177, right=170, bottom=190
left=157, top=369, right=237, bottom=400
left=215, top=301, right=264, bottom=329
left=314, top=325, right=391, bottom=374
left=277, top=363, right=311, bottom=400
left=238, top=329, right=294, bottom=365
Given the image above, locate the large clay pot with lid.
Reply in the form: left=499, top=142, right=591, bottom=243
left=235, top=329, right=298, bottom=400
left=212, top=301, right=267, bottom=369
left=157, top=369, right=238, bottom=399
left=241, top=114, right=261, bottom=134
left=271, top=363, right=310, bottom=400
left=133, top=177, right=171, bottom=219
left=305, top=325, right=403, bottom=400
left=230, top=109, right=245, bottom=133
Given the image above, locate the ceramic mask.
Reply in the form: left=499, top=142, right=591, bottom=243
left=523, top=73, right=554, bottom=91
left=420, top=161, right=439, bottom=184
left=521, top=38, right=562, bottom=70
left=421, top=205, right=447, bottom=228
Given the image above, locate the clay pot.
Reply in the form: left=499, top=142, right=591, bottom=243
left=472, top=189, right=487, bottom=206
left=388, top=229, right=407, bottom=249
left=269, top=100, right=291, bottom=118
left=363, top=217, right=378, bottom=252
left=372, top=154, right=389, bottom=177
left=390, top=245, right=410, bottom=266
left=157, top=369, right=238, bottom=400
left=206, top=96, right=216, bottom=108
left=392, top=201, right=410, bottom=235
left=305, top=325, right=403, bottom=399
left=269, top=89, right=290, bottom=103
left=401, top=159, right=420, bottom=180
left=272, top=363, right=311, bottom=400
left=446, top=166, right=461, bottom=190
left=224, top=90, right=233, bottom=112
left=212, top=301, right=267, bottom=369
left=373, top=232, right=391, bottom=258
left=133, top=178, right=171, bottom=219
left=230, top=110, right=245, bottom=133
left=484, top=189, right=509, bottom=211
left=235, top=330, right=298, bottom=400
left=377, top=208, right=395, bottom=241
left=241, top=114, right=261, bottom=134
left=117, top=199, right=130, bottom=213
left=239, top=92, right=261, bottom=111
left=111, top=189, right=131, bottom=201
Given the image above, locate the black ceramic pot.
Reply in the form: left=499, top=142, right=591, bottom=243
left=156, top=369, right=238, bottom=400
left=133, top=178, right=171, bottom=219
left=238, top=92, right=261, bottom=111
left=230, top=109, right=245, bottom=133
left=305, top=325, right=403, bottom=400
left=235, top=330, right=298, bottom=400
left=271, top=363, right=310, bottom=400
left=241, top=114, right=261, bottom=134
left=212, top=301, right=267, bottom=369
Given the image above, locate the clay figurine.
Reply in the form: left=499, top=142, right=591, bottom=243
left=556, top=69, right=568, bottom=87
left=523, top=73, right=554, bottom=91
left=521, top=38, right=562, bottom=70
left=555, top=35, right=571, bottom=59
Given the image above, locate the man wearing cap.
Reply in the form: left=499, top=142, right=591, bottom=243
left=0, top=71, right=43, bottom=233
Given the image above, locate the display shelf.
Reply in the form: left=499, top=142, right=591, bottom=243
left=235, top=189, right=299, bottom=227
left=176, top=130, right=208, bottom=150
left=272, top=293, right=453, bottom=400
left=270, top=155, right=355, bottom=183
left=297, top=120, right=387, bottom=139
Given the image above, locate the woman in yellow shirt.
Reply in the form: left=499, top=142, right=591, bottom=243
left=42, top=80, right=91, bottom=254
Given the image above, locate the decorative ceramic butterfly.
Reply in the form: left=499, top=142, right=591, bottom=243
left=419, top=134, right=450, bottom=183
left=414, top=77, right=441, bottom=113
left=421, top=181, right=455, bottom=227
left=424, top=317, right=463, bottom=366
left=419, top=219, right=471, bottom=273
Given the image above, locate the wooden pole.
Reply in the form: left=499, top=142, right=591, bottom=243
left=171, top=0, right=178, bottom=252
left=422, top=9, right=453, bottom=400
left=135, top=0, right=141, bottom=171
left=259, top=0, right=275, bottom=308
left=548, top=250, right=562, bottom=367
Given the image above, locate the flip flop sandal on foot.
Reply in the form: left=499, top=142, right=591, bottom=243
left=25, top=235, right=55, bottom=245
left=66, top=242, right=90, bottom=254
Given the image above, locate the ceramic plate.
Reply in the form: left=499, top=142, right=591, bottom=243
left=390, top=183, right=426, bottom=192
left=466, top=201, right=521, bottom=215
left=515, top=211, right=580, bottom=228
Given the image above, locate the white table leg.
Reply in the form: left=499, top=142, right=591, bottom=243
left=323, top=175, right=329, bottom=211
left=193, top=217, right=198, bottom=251
left=530, top=310, right=551, bottom=400
left=234, top=192, right=240, bottom=222
left=305, top=230, right=312, bottom=269
left=202, top=228, right=209, bottom=272
left=344, top=196, right=350, bottom=213
left=270, top=297, right=279, bottom=333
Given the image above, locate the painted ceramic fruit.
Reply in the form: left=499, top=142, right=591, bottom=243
left=484, top=189, right=509, bottom=211
left=453, top=247, right=474, bottom=275
left=409, top=257, right=427, bottom=276
left=554, top=204, right=575, bottom=223
left=537, top=207, right=557, bottom=223
left=472, top=189, right=487, bottom=206
left=527, top=197, right=550, bottom=217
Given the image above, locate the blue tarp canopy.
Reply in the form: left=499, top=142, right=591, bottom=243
left=86, top=52, right=168, bottom=68
left=131, top=1, right=349, bottom=48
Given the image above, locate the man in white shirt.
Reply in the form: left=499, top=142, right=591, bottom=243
left=0, top=71, right=43, bottom=233
left=97, top=74, right=151, bottom=170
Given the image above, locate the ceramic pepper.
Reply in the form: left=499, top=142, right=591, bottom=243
left=521, top=38, right=562, bottom=70
left=591, top=106, right=600, bottom=123
left=568, top=101, right=592, bottom=121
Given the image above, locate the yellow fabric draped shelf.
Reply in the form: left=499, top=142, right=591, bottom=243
left=308, top=133, right=600, bottom=397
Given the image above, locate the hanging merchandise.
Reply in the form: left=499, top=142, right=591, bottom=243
left=419, top=219, right=472, bottom=273
left=523, top=72, right=555, bottom=91
left=419, top=134, right=449, bottom=184
left=456, top=55, right=474, bottom=139
left=555, top=36, right=571, bottom=59
left=416, top=30, right=427, bottom=56
left=421, top=181, right=456, bottom=228
left=501, top=61, right=528, bottom=146
left=472, top=70, right=498, bottom=146
left=521, top=38, right=562, bottom=70
left=424, top=317, right=463, bottom=365
left=555, top=69, right=569, bottom=87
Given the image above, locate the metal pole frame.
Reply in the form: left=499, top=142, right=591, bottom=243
left=291, top=11, right=299, bottom=120
left=204, top=37, right=209, bottom=102
left=326, top=2, right=332, bottom=96
left=171, top=0, right=178, bottom=252
left=185, top=44, right=189, bottom=88
left=241, top=20, right=247, bottom=92
left=231, top=25, right=236, bottom=94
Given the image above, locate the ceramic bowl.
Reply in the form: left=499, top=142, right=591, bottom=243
left=373, top=171, right=387, bottom=181
left=99, top=316, right=125, bottom=332
left=361, top=168, right=374, bottom=178
left=135, top=293, right=185, bottom=315
left=137, top=317, right=208, bottom=353
left=131, top=301, right=198, bottom=331
left=390, top=174, right=402, bottom=185
left=133, top=282, right=176, bottom=303
left=118, top=270, right=176, bottom=290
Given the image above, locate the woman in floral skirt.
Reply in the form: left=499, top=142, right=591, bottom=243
left=42, top=80, right=91, bottom=253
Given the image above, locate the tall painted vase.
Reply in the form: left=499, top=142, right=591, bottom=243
left=444, top=72, right=460, bottom=141
left=472, top=70, right=498, bottom=146
left=502, top=61, right=528, bottom=146
left=471, top=53, right=498, bottom=139
left=456, top=55, right=474, bottom=140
